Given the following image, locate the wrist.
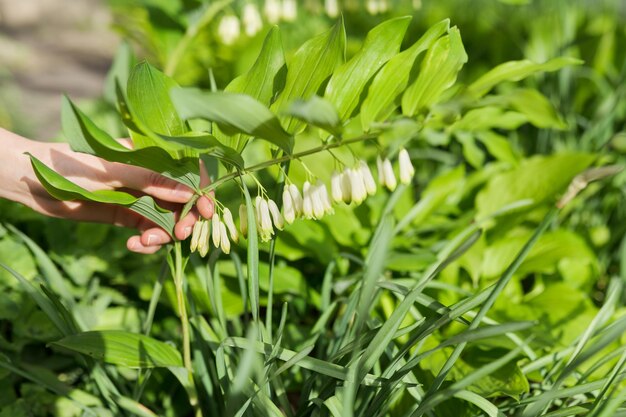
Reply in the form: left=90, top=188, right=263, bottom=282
left=0, top=129, right=37, bottom=202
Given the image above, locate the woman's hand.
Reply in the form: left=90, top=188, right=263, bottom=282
left=1, top=128, right=214, bottom=254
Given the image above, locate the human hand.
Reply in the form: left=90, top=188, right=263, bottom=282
left=1, top=128, right=213, bottom=254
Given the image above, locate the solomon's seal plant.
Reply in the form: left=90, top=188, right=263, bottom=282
left=19, top=14, right=617, bottom=417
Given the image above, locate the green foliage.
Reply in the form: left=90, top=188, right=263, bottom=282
left=2, top=1, right=626, bottom=416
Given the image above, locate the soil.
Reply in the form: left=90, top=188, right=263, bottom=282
left=0, top=0, right=118, bottom=140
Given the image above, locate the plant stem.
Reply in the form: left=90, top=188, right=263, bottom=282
left=200, top=133, right=377, bottom=193
left=173, top=241, right=192, bottom=374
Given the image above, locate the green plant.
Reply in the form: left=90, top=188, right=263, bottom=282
left=1, top=11, right=624, bottom=417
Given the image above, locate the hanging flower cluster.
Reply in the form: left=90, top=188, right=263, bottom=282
left=189, top=149, right=415, bottom=253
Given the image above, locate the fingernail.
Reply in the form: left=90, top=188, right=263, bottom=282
left=146, top=234, right=159, bottom=246
left=172, top=183, right=193, bottom=200
left=183, top=226, right=192, bottom=239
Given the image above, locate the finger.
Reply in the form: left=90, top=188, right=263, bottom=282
left=174, top=208, right=199, bottom=241
left=140, top=227, right=172, bottom=247
left=127, top=235, right=162, bottom=254
left=109, top=164, right=195, bottom=204
left=197, top=195, right=214, bottom=220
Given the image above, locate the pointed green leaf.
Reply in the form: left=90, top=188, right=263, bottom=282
left=402, top=26, right=468, bottom=116
left=29, top=155, right=175, bottom=235
left=271, top=18, right=346, bottom=134
left=62, top=96, right=201, bottom=189
left=487, top=88, right=567, bottom=129
left=159, top=133, right=244, bottom=168
left=171, top=89, right=293, bottom=153
left=127, top=61, right=188, bottom=148
left=286, top=96, right=341, bottom=135
left=325, top=16, right=411, bottom=121
left=52, top=330, right=183, bottom=368
left=104, top=42, right=135, bottom=105
left=361, top=19, right=450, bottom=129
left=466, top=57, right=583, bottom=99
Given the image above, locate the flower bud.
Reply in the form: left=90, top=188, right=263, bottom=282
left=281, top=0, right=297, bottom=21
left=398, top=148, right=415, bottom=185
left=288, top=183, right=303, bottom=215
left=217, top=15, right=241, bottom=45
left=256, top=197, right=274, bottom=242
left=325, top=0, right=339, bottom=17
left=331, top=171, right=344, bottom=203
left=267, top=199, right=284, bottom=230
left=264, top=0, right=281, bottom=23
left=212, top=213, right=221, bottom=247
left=360, top=160, right=377, bottom=196
left=189, top=220, right=203, bottom=253
left=340, top=170, right=352, bottom=203
left=222, top=207, right=239, bottom=243
left=242, top=3, right=263, bottom=37
left=239, top=203, right=248, bottom=237
left=302, top=181, right=314, bottom=219
left=219, top=221, right=230, bottom=254
left=283, top=187, right=296, bottom=224
left=383, top=158, right=397, bottom=191
left=198, top=220, right=210, bottom=257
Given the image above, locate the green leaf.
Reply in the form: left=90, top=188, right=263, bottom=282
left=52, top=330, right=183, bottom=368
left=361, top=19, right=450, bottom=129
left=451, top=107, right=528, bottom=131
left=499, top=88, right=567, bottom=129
left=171, top=89, right=293, bottom=153
left=104, top=42, right=135, bottom=105
left=221, top=26, right=286, bottom=152
left=324, top=16, right=411, bottom=121
left=286, top=96, right=341, bottom=135
left=29, top=155, right=175, bottom=235
left=466, top=57, right=583, bottom=98
left=271, top=18, right=346, bottom=134
left=476, top=152, right=595, bottom=218
left=402, top=26, right=468, bottom=116
left=62, top=96, right=201, bottom=189
left=159, top=133, right=244, bottom=169
left=127, top=61, right=188, bottom=148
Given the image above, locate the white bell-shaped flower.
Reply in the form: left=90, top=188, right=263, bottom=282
left=256, top=196, right=274, bottom=242
left=398, top=148, right=415, bottom=185
left=359, top=160, right=377, bottom=196
left=302, top=181, right=314, bottom=219
left=264, top=0, right=281, bottom=23
left=267, top=199, right=284, bottom=230
left=222, top=207, right=239, bottom=243
left=377, top=0, right=389, bottom=13
left=242, top=3, right=263, bottom=37
left=366, top=0, right=378, bottom=14
left=281, top=0, right=297, bottom=21
left=324, top=0, right=339, bottom=17
left=198, top=220, right=210, bottom=258
left=340, top=170, right=352, bottom=203
left=219, top=221, right=231, bottom=254
left=212, top=213, right=221, bottom=247
left=383, top=158, right=397, bottom=191
left=282, top=187, right=296, bottom=224
left=349, top=168, right=367, bottom=204
left=190, top=219, right=203, bottom=253
left=288, top=183, right=303, bottom=216
left=217, top=15, right=241, bottom=45
left=331, top=170, right=344, bottom=203
left=316, top=180, right=333, bottom=215
left=311, top=183, right=326, bottom=219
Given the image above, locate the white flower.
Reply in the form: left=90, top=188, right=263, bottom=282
left=256, top=196, right=274, bottom=242
left=242, top=3, right=263, bottom=37
left=217, top=15, right=241, bottom=45
left=281, top=0, right=297, bottom=21
left=382, top=158, right=397, bottom=191
left=331, top=170, right=344, bottom=203
left=366, top=0, right=378, bottom=14
left=377, top=156, right=385, bottom=184
left=219, top=221, right=230, bottom=254
left=198, top=220, right=210, bottom=257
left=311, top=182, right=325, bottom=219
left=189, top=219, right=203, bottom=253
left=283, top=187, right=296, bottom=224
left=267, top=199, right=284, bottom=230
left=212, top=213, right=221, bottom=247
left=360, top=160, right=377, bottom=196
left=222, top=207, right=239, bottom=243
left=264, top=0, right=281, bottom=23
left=349, top=168, right=367, bottom=204
left=340, top=170, right=352, bottom=203
left=239, top=203, right=248, bottom=237
left=324, top=0, right=339, bottom=17
left=316, top=180, right=333, bottom=215
left=377, top=0, right=389, bottom=13
left=288, top=183, right=303, bottom=216
left=302, top=181, right=314, bottom=219
left=398, top=148, right=415, bottom=185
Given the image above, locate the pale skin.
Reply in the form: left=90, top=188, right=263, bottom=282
left=0, top=128, right=214, bottom=254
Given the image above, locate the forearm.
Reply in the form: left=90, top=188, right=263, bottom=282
left=0, top=128, right=35, bottom=204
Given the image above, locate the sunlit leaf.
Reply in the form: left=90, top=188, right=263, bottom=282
left=286, top=96, right=341, bottom=135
